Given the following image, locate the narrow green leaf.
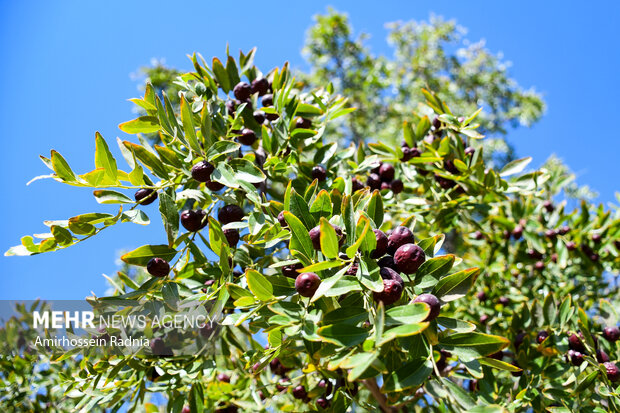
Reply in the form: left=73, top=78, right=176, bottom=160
left=93, top=190, right=133, bottom=204
left=94, top=132, right=118, bottom=181
left=118, top=116, right=160, bottom=134
left=284, top=212, right=314, bottom=259
left=120, top=244, right=177, bottom=266
left=320, top=218, right=339, bottom=259
left=246, top=269, right=274, bottom=301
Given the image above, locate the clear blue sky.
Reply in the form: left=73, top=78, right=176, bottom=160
left=1, top=0, right=618, bottom=299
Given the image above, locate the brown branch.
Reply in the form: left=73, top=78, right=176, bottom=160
left=362, top=378, right=396, bottom=413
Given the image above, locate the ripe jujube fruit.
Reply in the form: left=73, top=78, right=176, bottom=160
left=281, top=262, right=303, bottom=279
left=134, top=188, right=158, bottom=205
left=380, top=182, right=390, bottom=190
left=543, top=200, right=554, bottom=213
left=253, top=110, right=266, bottom=124
left=316, top=398, right=329, bottom=409
left=292, top=385, right=307, bottom=400
left=225, top=100, right=238, bottom=114
left=251, top=77, right=269, bottom=96
left=224, top=229, right=240, bottom=247
left=191, top=161, right=215, bottom=182
left=512, top=225, right=523, bottom=239
left=312, top=165, right=327, bottom=181
left=295, top=117, right=312, bottom=129
left=394, top=243, right=425, bottom=274
left=414, top=293, right=441, bottom=321
left=434, top=174, right=456, bottom=189
left=147, top=258, right=170, bottom=277
left=498, top=296, right=510, bottom=306
left=218, top=205, right=244, bottom=225
left=233, top=82, right=252, bottom=100
left=366, top=173, right=381, bottom=190
left=479, top=314, right=490, bottom=324
left=181, top=209, right=207, bottom=232
left=603, top=326, right=620, bottom=342
left=217, top=373, right=231, bottom=383
left=596, top=349, right=610, bottom=363
left=295, top=272, right=321, bottom=297
left=317, top=379, right=333, bottom=395
left=464, top=146, right=475, bottom=156
left=387, top=226, right=415, bottom=255
left=534, top=261, right=545, bottom=271
left=567, top=350, right=584, bottom=366
left=379, top=163, right=395, bottom=182
left=346, top=261, right=359, bottom=275
left=238, top=128, right=257, bottom=146
left=261, top=94, right=273, bottom=107
left=568, top=332, right=586, bottom=352
left=205, top=179, right=225, bottom=191
left=537, top=330, right=549, bottom=344
left=379, top=267, right=404, bottom=288
left=309, top=224, right=345, bottom=250
left=370, top=229, right=388, bottom=258
left=150, top=337, right=172, bottom=356
left=444, top=159, right=459, bottom=175
left=277, top=211, right=288, bottom=227
left=390, top=179, right=404, bottom=194
left=351, top=177, right=364, bottom=192
left=604, top=362, right=620, bottom=382
left=373, top=279, right=403, bottom=305
left=377, top=256, right=398, bottom=271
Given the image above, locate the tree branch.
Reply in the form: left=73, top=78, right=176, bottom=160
left=362, top=378, right=396, bottom=413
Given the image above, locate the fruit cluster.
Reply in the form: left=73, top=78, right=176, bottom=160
left=353, top=162, right=403, bottom=195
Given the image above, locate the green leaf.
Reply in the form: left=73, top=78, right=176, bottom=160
left=438, top=332, right=509, bottom=361
left=301, top=260, right=343, bottom=274
left=120, top=244, right=177, bottom=266
left=382, top=358, right=433, bottom=392
left=311, top=267, right=348, bottom=303
left=345, top=217, right=370, bottom=258
left=51, top=225, right=73, bottom=246
left=310, top=190, right=333, bottom=219
left=322, top=306, right=368, bottom=325
left=499, top=157, right=532, bottom=177
left=206, top=141, right=241, bottom=162
left=120, top=209, right=150, bottom=225
left=94, top=132, right=118, bottom=181
left=212, top=162, right=238, bottom=188
left=296, top=103, right=323, bottom=117
left=317, top=324, right=369, bottom=347
left=479, top=357, right=522, bottom=372
left=359, top=258, right=383, bottom=292
left=415, top=255, right=455, bottom=281
left=118, top=116, right=160, bottom=134
left=188, top=383, right=204, bottom=413
left=378, top=323, right=428, bottom=346
left=385, top=303, right=430, bottom=326
left=366, top=190, right=384, bottom=227
left=50, top=150, right=76, bottom=182
left=432, top=267, right=480, bottom=302
left=159, top=191, right=179, bottom=246
left=323, top=276, right=362, bottom=297
left=230, top=159, right=266, bottom=183
left=246, top=269, right=274, bottom=301
left=180, top=96, right=202, bottom=153
left=122, top=141, right=169, bottom=179
left=212, top=57, right=230, bottom=92
left=346, top=352, right=378, bottom=381
left=93, top=190, right=134, bottom=204
left=320, top=218, right=339, bottom=259
left=289, top=190, right=315, bottom=230
left=225, top=55, right=241, bottom=88
left=284, top=211, right=314, bottom=259
left=436, top=317, right=476, bottom=333
left=442, top=377, right=476, bottom=410
left=543, top=293, right=557, bottom=326
left=162, top=282, right=179, bottom=310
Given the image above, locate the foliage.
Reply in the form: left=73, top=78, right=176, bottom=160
left=1, top=13, right=619, bottom=413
